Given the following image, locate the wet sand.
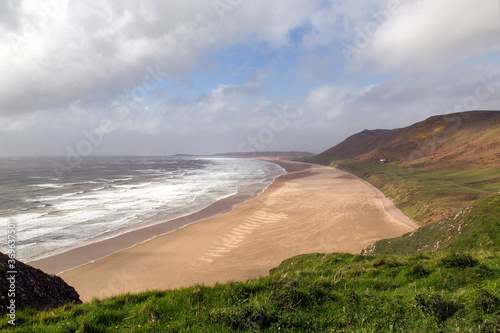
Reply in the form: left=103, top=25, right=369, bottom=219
left=33, top=160, right=417, bottom=301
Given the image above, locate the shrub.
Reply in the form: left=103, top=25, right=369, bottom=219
left=212, top=304, right=278, bottom=331
left=269, top=280, right=314, bottom=309
left=477, top=290, right=500, bottom=314
left=441, top=253, right=479, bottom=268
left=415, top=293, right=458, bottom=322
left=371, top=257, right=402, bottom=268
left=409, top=264, right=431, bottom=278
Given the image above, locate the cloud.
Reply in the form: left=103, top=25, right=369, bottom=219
left=302, top=85, right=351, bottom=122
left=0, top=1, right=212, bottom=115
left=0, top=0, right=322, bottom=117
left=0, top=0, right=498, bottom=156
left=301, top=0, right=500, bottom=73
left=354, top=0, right=500, bottom=72
left=0, top=0, right=22, bottom=29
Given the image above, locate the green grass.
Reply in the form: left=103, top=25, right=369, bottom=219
left=3, top=251, right=499, bottom=332
left=365, top=195, right=500, bottom=256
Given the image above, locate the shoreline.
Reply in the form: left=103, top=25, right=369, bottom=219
left=29, top=161, right=287, bottom=275
left=50, top=160, right=416, bottom=301
left=356, top=178, right=419, bottom=230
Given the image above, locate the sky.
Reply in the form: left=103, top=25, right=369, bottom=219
left=0, top=0, right=499, bottom=156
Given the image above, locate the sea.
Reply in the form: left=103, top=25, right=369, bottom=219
left=0, top=156, right=285, bottom=262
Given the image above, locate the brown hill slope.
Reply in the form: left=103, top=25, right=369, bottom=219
left=311, top=110, right=500, bottom=169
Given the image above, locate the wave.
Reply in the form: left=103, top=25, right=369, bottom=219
left=0, top=157, right=285, bottom=262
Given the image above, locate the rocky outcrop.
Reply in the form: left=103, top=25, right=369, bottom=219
left=0, top=252, right=81, bottom=313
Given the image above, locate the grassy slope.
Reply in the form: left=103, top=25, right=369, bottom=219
left=3, top=250, right=499, bottom=332
left=365, top=195, right=500, bottom=255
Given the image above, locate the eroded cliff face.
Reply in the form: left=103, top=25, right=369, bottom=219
left=1, top=252, right=81, bottom=313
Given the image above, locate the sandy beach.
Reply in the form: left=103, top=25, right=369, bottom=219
left=33, top=160, right=417, bottom=301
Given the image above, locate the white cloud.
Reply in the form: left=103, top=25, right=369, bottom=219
left=357, top=0, right=500, bottom=72
left=303, top=85, right=350, bottom=121
left=301, top=0, right=500, bottom=73
left=0, top=0, right=498, bottom=156
left=0, top=0, right=322, bottom=117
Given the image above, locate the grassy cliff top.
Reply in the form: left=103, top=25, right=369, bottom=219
left=3, top=250, right=499, bottom=332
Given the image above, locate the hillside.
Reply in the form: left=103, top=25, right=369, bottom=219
left=364, top=194, right=500, bottom=255
left=306, top=110, right=500, bottom=225
left=311, top=110, right=500, bottom=170
left=309, top=129, right=392, bottom=160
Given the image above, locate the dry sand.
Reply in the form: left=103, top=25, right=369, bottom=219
left=34, top=160, right=417, bottom=301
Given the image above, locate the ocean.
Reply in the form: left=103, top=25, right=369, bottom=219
left=0, top=156, right=285, bottom=262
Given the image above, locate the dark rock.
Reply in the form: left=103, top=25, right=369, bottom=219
left=0, top=252, right=82, bottom=313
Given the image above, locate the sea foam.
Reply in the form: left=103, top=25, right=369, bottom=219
left=0, top=157, right=284, bottom=262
